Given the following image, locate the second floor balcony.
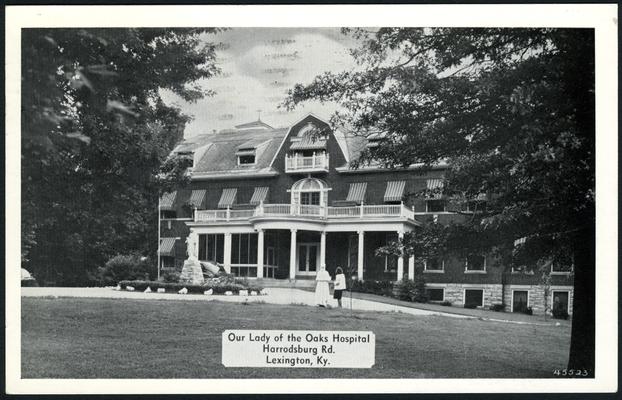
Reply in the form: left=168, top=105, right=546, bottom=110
left=194, top=202, right=415, bottom=223
left=285, top=153, right=329, bottom=173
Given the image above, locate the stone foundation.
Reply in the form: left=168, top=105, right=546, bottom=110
left=425, top=283, right=574, bottom=316
left=503, top=285, right=574, bottom=316
left=426, top=283, right=503, bottom=309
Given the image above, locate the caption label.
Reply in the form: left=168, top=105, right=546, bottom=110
left=222, top=330, right=375, bottom=368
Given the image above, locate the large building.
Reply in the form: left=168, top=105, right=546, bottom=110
left=158, top=114, right=573, bottom=315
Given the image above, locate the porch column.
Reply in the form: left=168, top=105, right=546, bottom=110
left=357, top=230, right=365, bottom=280
left=289, top=229, right=297, bottom=280
left=320, top=231, right=326, bottom=269
left=397, top=230, right=404, bottom=281
left=408, top=255, right=415, bottom=280
left=223, top=232, right=232, bottom=273
left=257, top=229, right=264, bottom=278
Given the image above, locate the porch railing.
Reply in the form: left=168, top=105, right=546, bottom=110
left=195, top=202, right=414, bottom=222
left=285, top=153, right=329, bottom=172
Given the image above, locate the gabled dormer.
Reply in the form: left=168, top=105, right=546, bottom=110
left=280, top=115, right=347, bottom=174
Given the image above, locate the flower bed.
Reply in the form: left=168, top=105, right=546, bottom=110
left=118, top=279, right=263, bottom=295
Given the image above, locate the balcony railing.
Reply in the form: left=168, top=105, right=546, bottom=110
left=194, top=203, right=415, bottom=222
left=285, top=153, right=329, bottom=172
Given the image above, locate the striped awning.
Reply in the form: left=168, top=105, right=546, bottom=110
left=188, top=190, right=206, bottom=208
left=250, top=187, right=269, bottom=205
left=159, top=237, right=177, bottom=256
left=426, top=179, right=445, bottom=199
left=290, top=136, right=327, bottom=150
left=159, top=191, right=177, bottom=210
left=346, top=182, right=367, bottom=203
left=218, top=188, right=237, bottom=208
left=384, top=181, right=406, bottom=202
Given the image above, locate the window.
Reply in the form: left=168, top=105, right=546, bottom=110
left=160, top=210, right=177, bottom=219
left=464, top=289, right=484, bottom=307
left=301, top=191, right=321, bottom=205
left=465, top=255, right=486, bottom=272
left=551, top=262, right=573, bottom=274
left=424, top=257, right=444, bottom=272
left=511, top=265, right=535, bottom=274
left=384, top=255, right=398, bottom=272
left=426, top=288, right=444, bottom=302
left=552, top=291, right=570, bottom=314
left=199, top=234, right=224, bottom=264
left=426, top=199, right=446, bottom=213
left=231, top=233, right=258, bottom=265
left=160, top=256, right=175, bottom=269
left=512, top=290, right=529, bottom=313
left=238, top=154, right=255, bottom=165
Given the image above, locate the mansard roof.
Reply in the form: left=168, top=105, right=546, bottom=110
left=173, top=113, right=447, bottom=179
left=190, top=127, right=288, bottom=177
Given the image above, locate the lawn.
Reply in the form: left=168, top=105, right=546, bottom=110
left=22, top=297, right=570, bottom=379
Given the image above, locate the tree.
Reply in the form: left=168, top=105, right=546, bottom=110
left=22, top=28, right=219, bottom=285
left=286, top=28, right=594, bottom=374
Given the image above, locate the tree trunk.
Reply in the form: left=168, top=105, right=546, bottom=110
left=567, top=225, right=595, bottom=376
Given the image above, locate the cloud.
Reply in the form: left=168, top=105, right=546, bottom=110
left=163, top=28, right=359, bottom=136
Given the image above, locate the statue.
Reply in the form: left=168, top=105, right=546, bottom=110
left=186, top=231, right=199, bottom=261
left=180, top=230, right=203, bottom=285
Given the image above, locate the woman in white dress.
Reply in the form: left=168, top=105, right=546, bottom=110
left=314, top=265, right=331, bottom=307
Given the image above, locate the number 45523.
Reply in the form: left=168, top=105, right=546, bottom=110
left=553, top=369, right=589, bottom=377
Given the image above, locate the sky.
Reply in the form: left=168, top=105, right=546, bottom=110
left=162, top=28, right=361, bottom=138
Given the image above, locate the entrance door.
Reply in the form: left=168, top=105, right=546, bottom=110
left=297, top=243, right=319, bottom=275
left=512, top=290, right=529, bottom=312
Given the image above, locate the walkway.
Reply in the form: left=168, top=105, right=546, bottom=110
left=21, top=287, right=468, bottom=319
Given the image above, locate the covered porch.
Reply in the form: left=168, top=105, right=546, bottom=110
left=190, top=225, right=417, bottom=282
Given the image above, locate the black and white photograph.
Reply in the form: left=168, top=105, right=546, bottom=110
left=6, top=4, right=618, bottom=394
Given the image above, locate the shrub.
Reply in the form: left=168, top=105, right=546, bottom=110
left=440, top=301, right=452, bottom=307
left=160, top=268, right=180, bottom=283
left=98, top=254, right=151, bottom=286
left=523, top=306, right=533, bottom=315
left=464, top=303, right=478, bottom=309
left=489, top=303, right=506, bottom=312
left=395, top=278, right=428, bottom=303
left=552, top=304, right=569, bottom=320
left=350, top=280, right=394, bottom=297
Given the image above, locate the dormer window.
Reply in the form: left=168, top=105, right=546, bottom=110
left=238, top=154, right=255, bottom=165
left=236, top=147, right=256, bottom=166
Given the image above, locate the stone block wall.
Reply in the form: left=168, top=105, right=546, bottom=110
left=503, top=285, right=574, bottom=316
left=426, top=283, right=503, bottom=308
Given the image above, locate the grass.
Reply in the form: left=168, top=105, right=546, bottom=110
left=22, top=297, right=570, bottom=379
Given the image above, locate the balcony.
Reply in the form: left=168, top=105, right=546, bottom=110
left=285, top=153, right=329, bottom=173
left=194, top=203, right=415, bottom=223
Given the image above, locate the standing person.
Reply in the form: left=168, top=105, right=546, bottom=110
left=314, top=265, right=331, bottom=307
left=333, top=267, right=346, bottom=308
